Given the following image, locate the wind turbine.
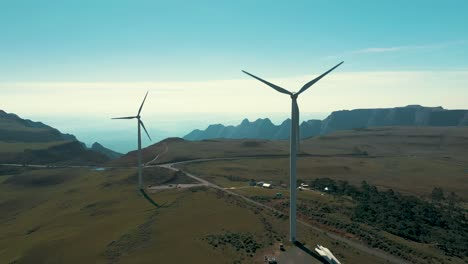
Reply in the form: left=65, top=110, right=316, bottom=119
left=112, top=91, right=152, bottom=191
left=242, top=61, right=343, bottom=242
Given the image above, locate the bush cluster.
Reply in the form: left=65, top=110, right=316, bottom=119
left=204, top=232, right=262, bottom=255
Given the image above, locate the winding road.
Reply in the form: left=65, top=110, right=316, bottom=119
left=1, top=151, right=409, bottom=264
left=154, top=159, right=409, bottom=264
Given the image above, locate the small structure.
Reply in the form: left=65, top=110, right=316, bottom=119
left=300, top=183, right=309, bottom=188
left=262, top=183, right=272, bottom=189
left=324, top=187, right=329, bottom=191
left=257, top=181, right=265, bottom=187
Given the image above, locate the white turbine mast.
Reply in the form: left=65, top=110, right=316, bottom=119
left=112, top=91, right=152, bottom=190
left=242, top=61, right=343, bottom=242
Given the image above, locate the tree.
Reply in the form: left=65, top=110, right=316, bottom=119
left=431, top=187, right=444, bottom=203
left=447, top=192, right=460, bottom=208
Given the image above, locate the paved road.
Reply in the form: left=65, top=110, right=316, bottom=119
left=148, top=183, right=205, bottom=191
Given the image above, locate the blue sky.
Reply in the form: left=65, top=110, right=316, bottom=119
left=1, top=0, right=467, bottom=81
left=1, top=1, right=467, bottom=152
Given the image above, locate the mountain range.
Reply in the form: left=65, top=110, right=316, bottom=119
left=0, top=110, right=122, bottom=163
left=0, top=110, right=76, bottom=142
left=183, top=105, right=468, bottom=140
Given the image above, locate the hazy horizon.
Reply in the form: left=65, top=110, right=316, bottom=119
left=14, top=111, right=329, bottom=153
left=1, top=0, right=467, bottom=151
left=6, top=103, right=465, bottom=153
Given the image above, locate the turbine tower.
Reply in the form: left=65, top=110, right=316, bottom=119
left=112, top=91, right=152, bottom=190
left=242, top=61, right=343, bottom=242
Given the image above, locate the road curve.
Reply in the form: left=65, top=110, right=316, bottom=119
left=157, top=160, right=409, bottom=264
left=1, top=157, right=410, bottom=263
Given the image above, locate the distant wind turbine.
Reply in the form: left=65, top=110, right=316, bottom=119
left=112, top=91, right=152, bottom=190
left=242, top=61, right=343, bottom=242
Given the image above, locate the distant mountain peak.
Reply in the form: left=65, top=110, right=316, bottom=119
left=183, top=105, right=468, bottom=141
left=91, top=142, right=122, bottom=159
left=0, top=110, right=77, bottom=142
left=253, top=118, right=273, bottom=125
left=240, top=118, right=250, bottom=126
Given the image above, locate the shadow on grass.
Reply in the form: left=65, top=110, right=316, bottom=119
left=140, top=189, right=161, bottom=208
left=293, top=241, right=328, bottom=264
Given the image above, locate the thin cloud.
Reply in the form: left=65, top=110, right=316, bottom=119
left=326, top=40, right=468, bottom=58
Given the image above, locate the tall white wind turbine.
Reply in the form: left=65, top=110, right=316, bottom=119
left=112, top=91, right=152, bottom=190
left=242, top=61, right=343, bottom=242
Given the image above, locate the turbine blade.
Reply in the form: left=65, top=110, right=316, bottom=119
left=139, top=119, right=152, bottom=141
left=138, top=91, right=149, bottom=115
left=296, top=61, right=344, bottom=96
left=112, top=116, right=136, bottom=119
left=242, top=70, right=292, bottom=95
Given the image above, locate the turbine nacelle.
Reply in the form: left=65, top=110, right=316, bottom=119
left=242, top=61, right=343, bottom=243
left=111, top=91, right=152, bottom=190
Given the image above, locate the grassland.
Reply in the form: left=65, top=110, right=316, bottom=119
left=180, top=154, right=468, bottom=200
left=2, top=126, right=467, bottom=263
left=0, top=165, right=397, bottom=264
left=111, top=126, right=468, bottom=200
left=111, top=138, right=290, bottom=166
left=0, top=141, right=72, bottom=153
left=114, top=127, right=468, bottom=166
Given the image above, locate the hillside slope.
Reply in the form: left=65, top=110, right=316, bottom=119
left=0, top=110, right=76, bottom=142
left=91, top=142, right=123, bottom=159
left=110, top=137, right=290, bottom=166
left=0, top=110, right=109, bottom=165
left=114, top=126, right=468, bottom=165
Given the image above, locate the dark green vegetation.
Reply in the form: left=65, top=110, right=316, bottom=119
left=309, top=178, right=467, bottom=259
left=229, top=185, right=467, bottom=264
left=204, top=232, right=262, bottom=256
